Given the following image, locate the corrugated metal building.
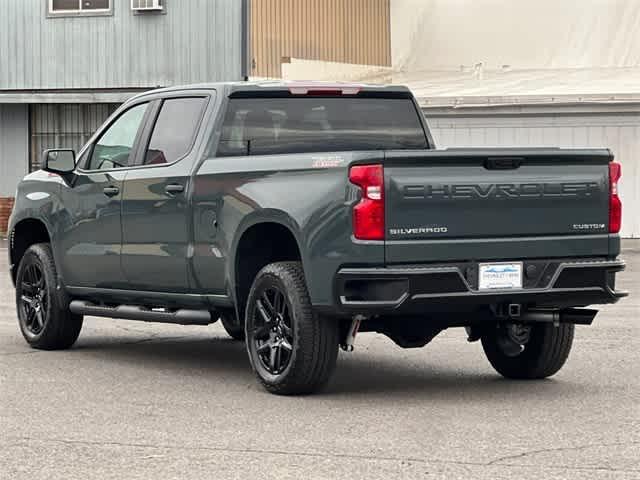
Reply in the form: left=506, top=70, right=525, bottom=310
left=0, top=0, right=245, bottom=231
left=3, top=0, right=638, bottom=240
left=0, top=0, right=395, bottom=232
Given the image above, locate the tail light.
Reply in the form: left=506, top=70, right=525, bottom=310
left=349, top=164, right=384, bottom=240
left=609, top=161, right=622, bottom=233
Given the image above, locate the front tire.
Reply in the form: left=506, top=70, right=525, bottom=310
left=245, top=262, right=339, bottom=395
left=15, top=243, right=83, bottom=350
left=481, top=322, right=574, bottom=379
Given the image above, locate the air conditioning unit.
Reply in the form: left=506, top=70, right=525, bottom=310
left=131, top=0, right=163, bottom=12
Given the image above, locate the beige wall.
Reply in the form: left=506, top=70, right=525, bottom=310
left=251, top=0, right=391, bottom=78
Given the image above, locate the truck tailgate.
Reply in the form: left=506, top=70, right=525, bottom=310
left=384, top=148, right=613, bottom=264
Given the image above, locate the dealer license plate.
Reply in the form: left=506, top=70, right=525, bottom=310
left=478, top=262, right=523, bottom=290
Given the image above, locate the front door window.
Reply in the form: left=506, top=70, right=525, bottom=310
left=88, top=103, right=148, bottom=170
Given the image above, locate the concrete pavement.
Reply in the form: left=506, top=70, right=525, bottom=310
left=1, top=242, right=638, bottom=479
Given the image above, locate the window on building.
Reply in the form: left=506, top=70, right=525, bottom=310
left=216, top=97, right=428, bottom=157
left=88, top=103, right=149, bottom=170
left=144, top=98, right=208, bottom=165
left=49, top=0, right=111, bottom=13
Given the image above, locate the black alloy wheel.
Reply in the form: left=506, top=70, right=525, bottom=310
left=19, top=262, right=48, bottom=337
left=251, top=287, right=294, bottom=375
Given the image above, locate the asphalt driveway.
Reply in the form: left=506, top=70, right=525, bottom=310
left=0, top=241, right=638, bottom=479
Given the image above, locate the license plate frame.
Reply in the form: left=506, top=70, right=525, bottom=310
left=478, top=262, right=523, bottom=290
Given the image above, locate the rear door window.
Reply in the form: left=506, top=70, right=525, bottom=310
left=143, top=97, right=207, bottom=165
left=216, top=97, right=428, bottom=157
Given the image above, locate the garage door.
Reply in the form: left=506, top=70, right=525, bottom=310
left=30, top=103, right=119, bottom=172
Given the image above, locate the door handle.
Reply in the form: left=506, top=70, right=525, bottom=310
left=165, top=183, right=185, bottom=195
left=103, top=186, right=120, bottom=197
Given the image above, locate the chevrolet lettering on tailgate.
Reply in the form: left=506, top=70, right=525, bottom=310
left=403, top=182, right=601, bottom=200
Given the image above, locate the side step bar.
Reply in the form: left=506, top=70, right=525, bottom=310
left=69, top=300, right=213, bottom=325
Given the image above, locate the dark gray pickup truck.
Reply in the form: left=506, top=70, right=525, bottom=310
left=8, top=82, right=626, bottom=394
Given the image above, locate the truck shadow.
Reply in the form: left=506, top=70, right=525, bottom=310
left=75, top=335, right=254, bottom=378
left=328, top=356, right=573, bottom=398
left=72, top=333, right=585, bottom=399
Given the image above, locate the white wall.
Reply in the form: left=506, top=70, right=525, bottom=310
left=0, top=105, right=28, bottom=197
left=427, top=111, right=640, bottom=238
left=281, top=58, right=392, bottom=82
left=391, top=0, right=640, bottom=72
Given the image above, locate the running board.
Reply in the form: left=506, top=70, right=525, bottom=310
left=69, top=300, right=212, bottom=325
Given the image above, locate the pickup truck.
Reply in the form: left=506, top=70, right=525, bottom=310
left=8, top=82, right=627, bottom=395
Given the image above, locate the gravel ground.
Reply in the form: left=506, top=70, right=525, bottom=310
left=1, top=241, right=638, bottom=479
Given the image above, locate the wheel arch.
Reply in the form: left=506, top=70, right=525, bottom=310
left=9, top=217, right=52, bottom=285
left=231, top=212, right=307, bottom=323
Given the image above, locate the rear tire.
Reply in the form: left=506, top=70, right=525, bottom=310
left=15, top=243, right=83, bottom=350
left=245, top=261, right=339, bottom=395
left=220, top=313, right=245, bottom=341
left=482, top=322, right=574, bottom=379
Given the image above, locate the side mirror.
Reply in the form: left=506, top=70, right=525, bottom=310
left=42, top=149, right=76, bottom=174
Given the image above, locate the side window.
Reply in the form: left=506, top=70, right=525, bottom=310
left=88, top=103, right=148, bottom=170
left=143, top=97, right=207, bottom=165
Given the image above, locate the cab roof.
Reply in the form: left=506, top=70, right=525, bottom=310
left=128, top=81, right=412, bottom=103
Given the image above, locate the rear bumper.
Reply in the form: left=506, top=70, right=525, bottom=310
left=331, top=258, right=627, bottom=315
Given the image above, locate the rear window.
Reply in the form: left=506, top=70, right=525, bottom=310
left=216, top=97, right=428, bottom=157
